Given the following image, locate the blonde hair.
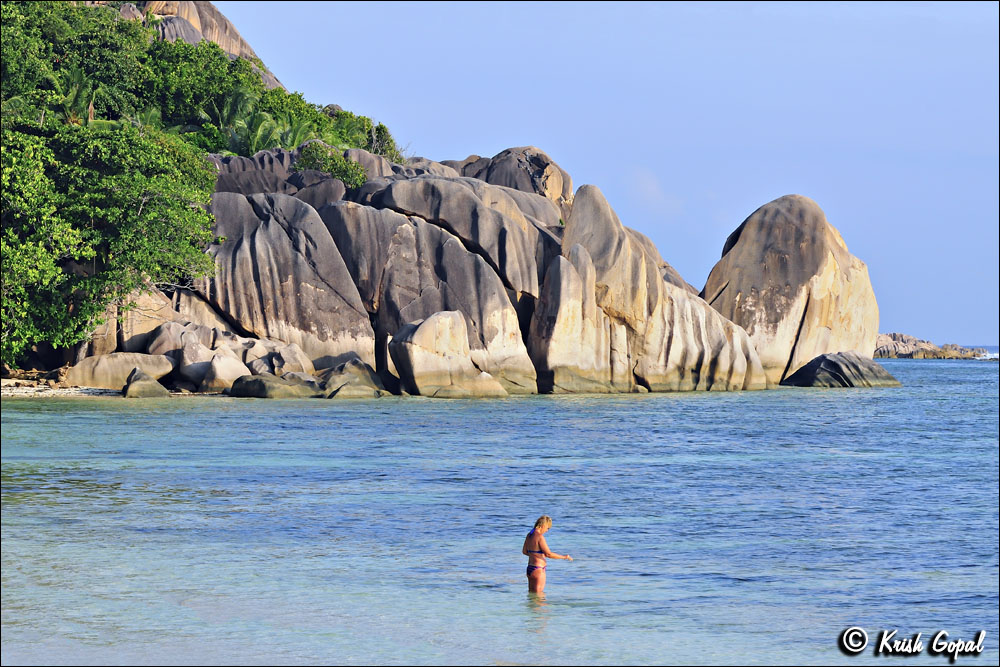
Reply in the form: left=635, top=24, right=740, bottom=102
left=533, top=515, right=552, bottom=531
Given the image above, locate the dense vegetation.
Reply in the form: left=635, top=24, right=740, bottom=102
left=1, top=1, right=404, bottom=367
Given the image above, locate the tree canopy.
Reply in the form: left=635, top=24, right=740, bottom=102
left=1, top=0, right=406, bottom=366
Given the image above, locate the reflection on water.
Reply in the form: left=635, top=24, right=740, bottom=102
left=2, top=360, right=998, bottom=665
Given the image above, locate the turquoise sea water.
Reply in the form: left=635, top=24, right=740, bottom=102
left=2, top=360, right=998, bottom=665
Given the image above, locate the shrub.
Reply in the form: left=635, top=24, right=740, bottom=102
left=293, top=142, right=368, bottom=189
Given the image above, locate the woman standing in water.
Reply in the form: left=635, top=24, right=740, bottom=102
left=522, top=515, right=572, bottom=593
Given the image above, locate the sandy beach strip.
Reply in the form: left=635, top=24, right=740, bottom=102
left=1, top=384, right=122, bottom=398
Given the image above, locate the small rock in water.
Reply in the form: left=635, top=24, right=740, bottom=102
left=780, top=351, right=901, bottom=388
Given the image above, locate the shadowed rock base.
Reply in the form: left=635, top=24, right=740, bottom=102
left=779, top=351, right=901, bottom=388
left=229, top=374, right=322, bottom=398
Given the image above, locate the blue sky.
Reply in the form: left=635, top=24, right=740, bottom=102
left=216, top=1, right=999, bottom=345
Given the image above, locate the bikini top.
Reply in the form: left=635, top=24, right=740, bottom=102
left=526, top=529, right=544, bottom=554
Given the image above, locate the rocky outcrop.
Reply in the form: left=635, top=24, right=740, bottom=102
left=196, top=192, right=376, bottom=369
left=370, top=177, right=549, bottom=299
left=530, top=185, right=767, bottom=392
left=122, top=367, right=170, bottom=398
left=528, top=251, right=618, bottom=393
left=389, top=312, right=509, bottom=398
left=321, top=201, right=537, bottom=393
left=701, top=195, right=879, bottom=384
left=67, top=353, right=174, bottom=389
left=780, top=351, right=901, bottom=388
left=210, top=147, right=300, bottom=195
left=444, top=146, right=574, bottom=220
left=398, top=157, right=461, bottom=179
left=52, top=128, right=881, bottom=399
left=874, top=333, right=986, bottom=359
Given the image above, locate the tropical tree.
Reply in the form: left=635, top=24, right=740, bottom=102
left=45, top=66, right=102, bottom=126
left=227, top=107, right=279, bottom=155
left=1, top=121, right=216, bottom=366
left=275, top=111, right=317, bottom=150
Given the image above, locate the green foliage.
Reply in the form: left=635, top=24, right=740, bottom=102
left=146, top=38, right=263, bottom=129
left=294, top=142, right=368, bottom=189
left=227, top=107, right=280, bottom=156
left=320, top=109, right=404, bottom=162
left=1, top=121, right=216, bottom=366
left=1, top=2, right=52, bottom=102
left=1, top=126, right=87, bottom=364
left=1, top=0, right=408, bottom=366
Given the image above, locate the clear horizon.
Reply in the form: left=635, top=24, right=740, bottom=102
left=215, top=0, right=1000, bottom=345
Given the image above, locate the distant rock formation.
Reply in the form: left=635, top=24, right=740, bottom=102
left=780, top=351, right=901, bottom=388
left=701, top=195, right=879, bottom=385
left=320, top=201, right=537, bottom=394
left=874, top=333, right=986, bottom=359
left=389, top=311, right=509, bottom=398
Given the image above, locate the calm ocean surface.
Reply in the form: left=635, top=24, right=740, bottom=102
left=2, top=359, right=998, bottom=665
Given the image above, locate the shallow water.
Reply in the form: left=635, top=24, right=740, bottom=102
left=2, top=359, right=998, bottom=665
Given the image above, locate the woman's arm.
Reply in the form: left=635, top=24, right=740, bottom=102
left=540, top=536, right=573, bottom=560
left=522, top=535, right=529, bottom=556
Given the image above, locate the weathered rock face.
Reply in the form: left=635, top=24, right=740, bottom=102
left=780, top=351, right=901, bottom=388
left=445, top=147, right=574, bottom=221
left=67, top=353, right=174, bottom=389
left=210, top=147, right=300, bottom=195
left=345, top=148, right=394, bottom=180
left=389, top=312, right=508, bottom=398
left=196, top=192, right=376, bottom=369
left=874, top=333, right=986, bottom=359
left=294, top=178, right=346, bottom=211
left=398, top=157, right=461, bottom=179
left=68, top=285, right=238, bottom=363
left=370, top=177, right=548, bottom=299
left=210, top=145, right=360, bottom=212
left=321, top=201, right=536, bottom=393
left=533, top=185, right=766, bottom=392
left=701, top=194, right=879, bottom=384
left=177, top=337, right=228, bottom=385
left=528, top=251, right=617, bottom=393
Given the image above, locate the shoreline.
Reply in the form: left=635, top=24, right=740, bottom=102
left=2, top=356, right=995, bottom=401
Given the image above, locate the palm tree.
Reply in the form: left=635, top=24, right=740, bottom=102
left=227, top=108, right=279, bottom=155
left=198, top=86, right=258, bottom=131
left=275, top=111, right=317, bottom=150
left=46, top=67, right=102, bottom=126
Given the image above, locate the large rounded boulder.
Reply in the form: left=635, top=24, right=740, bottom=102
left=701, top=195, right=879, bottom=384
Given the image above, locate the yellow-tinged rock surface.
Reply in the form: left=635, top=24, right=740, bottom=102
left=701, top=194, right=879, bottom=384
